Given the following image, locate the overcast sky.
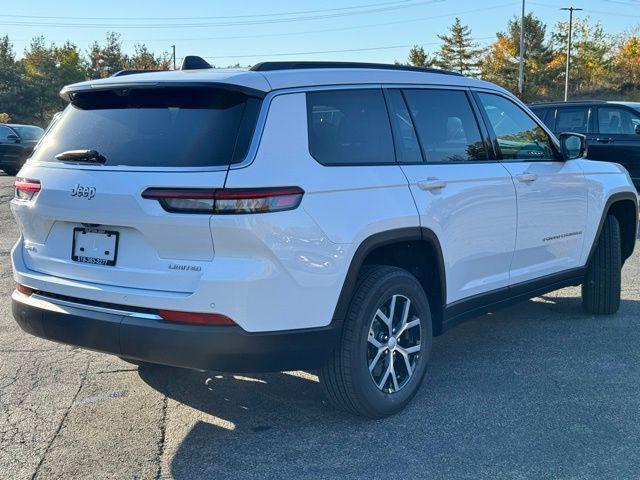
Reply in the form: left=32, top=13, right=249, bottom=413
left=3, top=0, right=639, bottom=65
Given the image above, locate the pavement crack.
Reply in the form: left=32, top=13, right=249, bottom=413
left=155, top=374, right=169, bottom=480
left=30, top=358, right=91, bottom=480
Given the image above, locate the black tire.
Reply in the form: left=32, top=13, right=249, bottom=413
left=319, top=265, right=433, bottom=418
left=2, top=165, right=18, bottom=176
left=582, top=214, right=622, bottom=315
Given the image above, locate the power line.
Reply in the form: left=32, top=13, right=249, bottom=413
left=0, top=0, right=421, bottom=21
left=9, top=2, right=518, bottom=43
left=0, top=0, right=447, bottom=29
left=177, top=36, right=496, bottom=61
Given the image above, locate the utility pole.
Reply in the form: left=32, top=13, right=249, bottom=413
left=171, top=45, right=176, bottom=70
left=561, top=6, right=582, bottom=101
left=518, top=0, right=525, bottom=96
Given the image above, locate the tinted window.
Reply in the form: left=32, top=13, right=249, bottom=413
left=385, top=90, right=423, bottom=163
left=32, top=88, right=261, bottom=167
left=598, top=106, right=640, bottom=134
left=530, top=108, right=553, bottom=129
left=0, top=126, right=14, bottom=141
left=556, top=107, right=589, bottom=133
left=403, top=89, right=487, bottom=163
left=11, top=125, right=44, bottom=141
left=477, top=93, right=555, bottom=161
left=307, top=89, right=394, bottom=165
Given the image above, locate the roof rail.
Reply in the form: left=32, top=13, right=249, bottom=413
left=181, top=56, right=212, bottom=71
left=110, top=69, right=161, bottom=77
left=250, top=61, right=462, bottom=76
left=529, top=99, right=608, bottom=105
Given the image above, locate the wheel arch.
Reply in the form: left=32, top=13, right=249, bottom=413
left=332, top=227, right=447, bottom=335
left=588, top=192, right=638, bottom=266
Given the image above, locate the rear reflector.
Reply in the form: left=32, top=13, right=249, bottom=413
left=142, top=187, right=304, bottom=214
left=16, top=283, right=33, bottom=296
left=14, top=178, right=41, bottom=201
left=158, top=310, right=236, bottom=326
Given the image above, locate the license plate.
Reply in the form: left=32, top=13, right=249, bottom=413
left=72, top=228, right=119, bottom=266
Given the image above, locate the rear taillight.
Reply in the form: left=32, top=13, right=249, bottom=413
left=14, top=178, right=41, bottom=201
left=142, top=187, right=304, bottom=214
left=16, top=283, right=33, bottom=296
left=158, top=310, right=236, bottom=326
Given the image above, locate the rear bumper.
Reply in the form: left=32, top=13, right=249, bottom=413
left=11, top=291, right=339, bottom=372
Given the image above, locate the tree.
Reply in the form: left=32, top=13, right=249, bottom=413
left=481, top=13, right=554, bottom=100
left=551, top=17, right=612, bottom=98
left=612, top=32, right=640, bottom=96
left=87, top=32, right=129, bottom=78
left=0, top=36, right=23, bottom=122
left=435, top=17, right=482, bottom=75
left=407, top=45, right=434, bottom=67
left=128, top=44, right=171, bottom=71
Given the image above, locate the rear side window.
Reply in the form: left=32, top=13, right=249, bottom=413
left=598, top=106, right=640, bottom=134
left=531, top=108, right=555, bottom=130
left=556, top=107, right=589, bottom=133
left=477, top=93, right=555, bottom=161
left=33, top=87, right=261, bottom=167
left=306, top=89, right=395, bottom=165
left=402, top=89, right=487, bottom=163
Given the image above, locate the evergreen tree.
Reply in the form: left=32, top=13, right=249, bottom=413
left=0, top=36, right=22, bottom=122
left=435, top=18, right=482, bottom=75
left=407, top=45, right=434, bottom=67
left=128, top=44, right=171, bottom=71
left=87, top=32, right=129, bottom=78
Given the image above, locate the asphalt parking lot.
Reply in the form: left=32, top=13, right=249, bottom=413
left=1, top=171, right=640, bottom=480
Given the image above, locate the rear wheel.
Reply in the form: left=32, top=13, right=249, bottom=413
left=319, top=265, right=432, bottom=418
left=582, top=214, right=622, bottom=315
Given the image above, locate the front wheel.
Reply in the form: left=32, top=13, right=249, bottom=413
left=582, top=214, right=622, bottom=315
left=319, top=265, right=432, bottom=418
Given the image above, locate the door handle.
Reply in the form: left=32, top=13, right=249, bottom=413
left=516, top=173, right=538, bottom=183
left=596, top=137, right=614, bottom=143
left=417, top=178, right=447, bottom=191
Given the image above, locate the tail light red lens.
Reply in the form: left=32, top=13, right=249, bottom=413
left=142, top=187, right=304, bottom=214
left=158, top=310, right=236, bottom=326
left=16, top=283, right=34, bottom=296
left=14, top=178, right=41, bottom=201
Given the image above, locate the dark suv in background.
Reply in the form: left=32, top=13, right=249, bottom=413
left=530, top=101, right=640, bottom=189
left=0, top=124, right=44, bottom=176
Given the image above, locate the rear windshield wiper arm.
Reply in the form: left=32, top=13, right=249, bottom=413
left=55, top=149, right=107, bottom=164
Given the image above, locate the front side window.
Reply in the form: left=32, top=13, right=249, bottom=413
left=10, top=126, right=44, bottom=141
left=598, top=106, right=640, bottom=134
left=556, top=107, right=589, bottom=134
left=306, top=89, right=395, bottom=165
left=477, top=93, right=555, bottom=161
left=402, top=89, right=487, bottom=163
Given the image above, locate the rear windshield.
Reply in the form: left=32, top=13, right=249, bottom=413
left=32, top=87, right=261, bottom=167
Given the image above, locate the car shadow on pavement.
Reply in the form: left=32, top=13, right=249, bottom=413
left=139, top=294, right=640, bottom=479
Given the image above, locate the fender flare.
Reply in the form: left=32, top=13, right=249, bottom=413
left=586, top=191, right=638, bottom=266
left=332, top=227, right=446, bottom=322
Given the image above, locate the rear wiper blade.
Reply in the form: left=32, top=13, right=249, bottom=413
left=55, top=149, right=107, bottom=164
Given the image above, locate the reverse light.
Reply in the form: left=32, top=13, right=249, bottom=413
left=15, top=283, right=34, bottom=296
left=158, top=310, right=236, bottom=326
left=14, top=178, right=41, bottom=201
left=142, top=187, right=304, bottom=214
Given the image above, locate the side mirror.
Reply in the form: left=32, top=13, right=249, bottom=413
left=6, top=133, right=20, bottom=143
left=635, top=124, right=640, bottom=135
left=559, top=132, right=587, bottom=160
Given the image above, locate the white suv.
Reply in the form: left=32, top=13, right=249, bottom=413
left=10, top=60, right=638, bottom=418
